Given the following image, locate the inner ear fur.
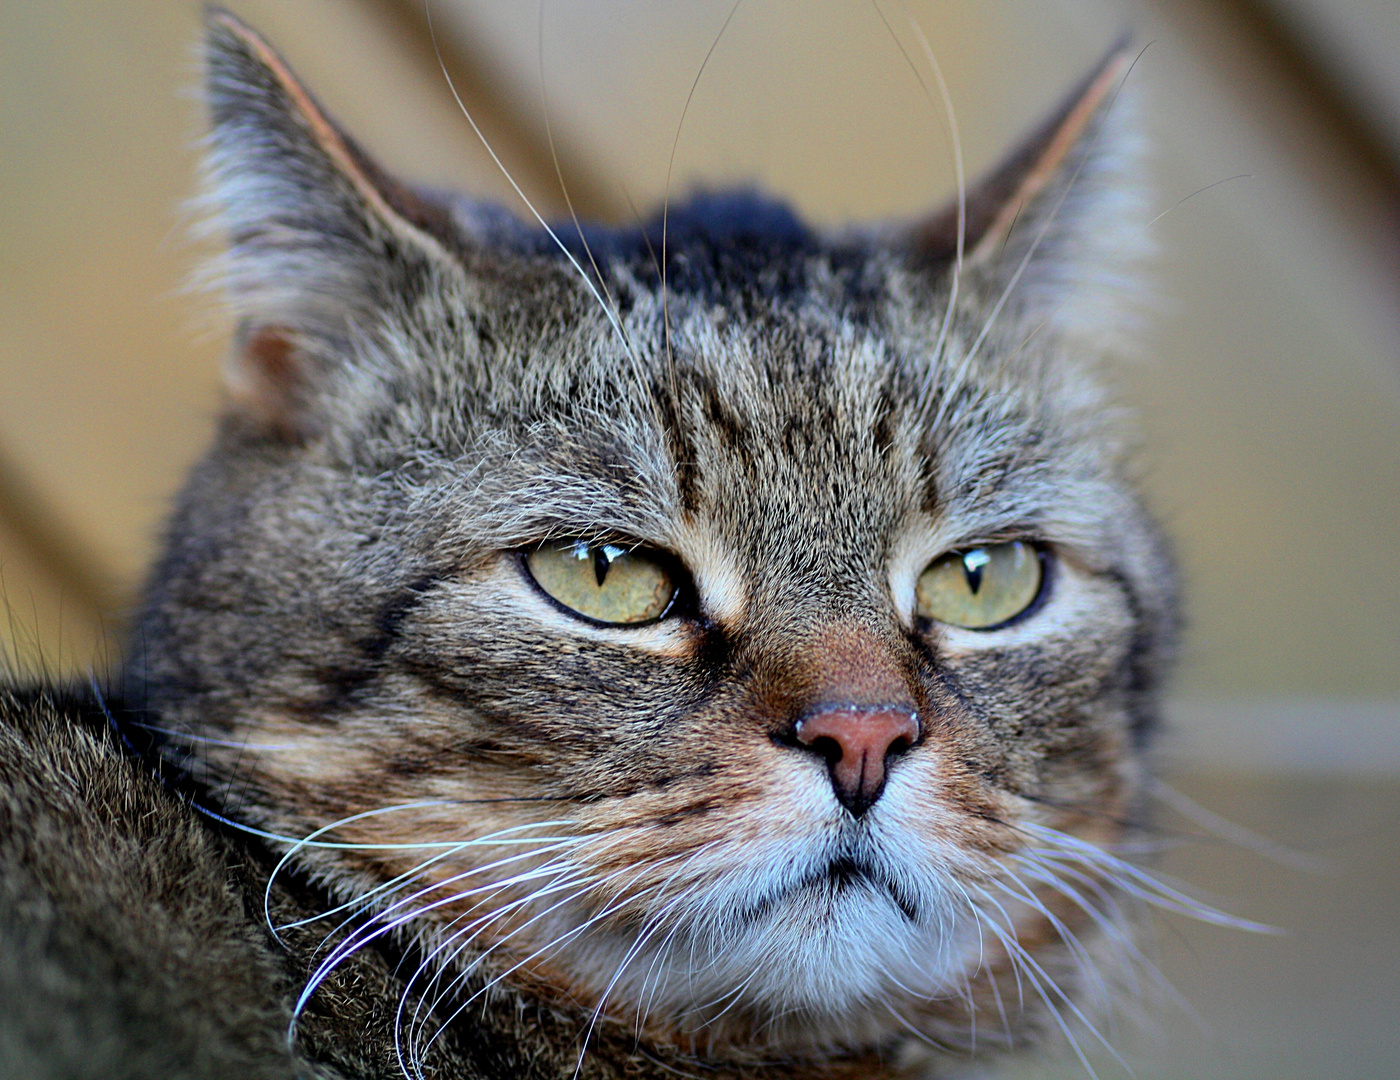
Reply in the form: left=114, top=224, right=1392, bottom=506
left=222, top=323, right=319, bottom=443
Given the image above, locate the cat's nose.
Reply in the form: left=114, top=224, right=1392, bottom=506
left=794, top=705, right=919, bottom=817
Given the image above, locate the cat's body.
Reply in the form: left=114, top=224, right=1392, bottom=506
left=1, top=10, right=1177, bottom=1079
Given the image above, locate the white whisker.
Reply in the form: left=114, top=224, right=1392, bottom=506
left=1149, top=777, right=1326, bottom=872
left=1018, top=823, right=1278, bottom=934
left=660, top=0, right=744, bottom=377
left=265, top=808, right=576, bottom=939
left=421, top=0, right=633, bottom=357
left=402, top=830, right=653, bottom=1062
left=404, top=869, right=595, bottom=1069
left=970, top=890, right=1121, bottom=1080
left=573, top=891, right=691, bottom=1077
left=535, top=0, right=629, bottom=348
left=295, top=861, right=584, bottom=1037
left=298, top=841, right=584, bottom=961
left=992, top=867, right=1114, bottom=1011
left=904, top=9, right=966, bottom=376
left=417, top=859, right=673, bottom=1065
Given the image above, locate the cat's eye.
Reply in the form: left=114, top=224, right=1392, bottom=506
left=916, top=541, right=1044, bottom=630
left=524, top=541, right=677, bottom=626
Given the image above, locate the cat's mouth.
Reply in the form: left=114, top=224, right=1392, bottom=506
left=740, top=855, right=921, bottom=925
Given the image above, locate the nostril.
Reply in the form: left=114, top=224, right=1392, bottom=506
left=792, top=706, right=920, bottom=815
left=806, top=734, right=844, bottom=768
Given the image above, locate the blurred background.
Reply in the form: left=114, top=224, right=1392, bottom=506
left=1, top=0, right=1396, bottom=1075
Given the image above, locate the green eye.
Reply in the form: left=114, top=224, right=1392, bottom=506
left=916, top=541, right=1043, bottom=630
left=525, top=541, right=677, bottom=625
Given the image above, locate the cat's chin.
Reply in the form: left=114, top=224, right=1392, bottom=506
left=542, top=856, right=983, bottom=1053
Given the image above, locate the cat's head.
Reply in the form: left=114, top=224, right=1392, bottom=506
left=132, top=9, right=1173, bottom=1061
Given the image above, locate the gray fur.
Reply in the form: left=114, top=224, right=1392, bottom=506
left=0, top=687, right=311, bottom=1080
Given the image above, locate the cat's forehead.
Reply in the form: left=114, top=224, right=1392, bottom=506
left=439, top=276, right=1092, bottom=578
left=659, top=309, right=918, bottom=569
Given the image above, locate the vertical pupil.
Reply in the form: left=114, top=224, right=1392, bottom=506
left=591, top=546, right=610, bottom=586
left=962, top=548, right=991, bottom=594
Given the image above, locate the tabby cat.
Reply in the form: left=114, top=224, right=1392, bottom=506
left=0, top=9, right=1184, bottom=1079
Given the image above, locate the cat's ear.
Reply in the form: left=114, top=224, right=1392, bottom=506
left=202, top=8, right=464, bottom=440
left=906, top=41, right=1148, bottom=345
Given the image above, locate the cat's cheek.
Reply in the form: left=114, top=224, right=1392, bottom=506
left=878, top=739, right=1024, bottom=854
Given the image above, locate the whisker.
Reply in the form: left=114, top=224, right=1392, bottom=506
left=879, top=996, right=964, bottom=1054
left=1009, top=856, right=1144, bottom=996
left=630, top=840, right=729, bottom=1036
left=902, top=8, right=967, bottom=377
left=264, top=809, right=577, bottom=939
left=405, top=830, right=651, bottom=1058
left=421, top=0, right=633, bottom=358
left=620, top=185, right=665, bottom=291
left=297, top=859, right=587, bottom=1035
left=970, top=890, right=1126, bottom=1080
left=969, top=885, right=1027, bottom=1014
left=573, top=891, right=691, bottom=1077
left=683, top=956, right=763, bottom=1032
left=961, top=42, right=1151, bottom=373
left=405, top=868, right=595, bottom=1065
left=867, top=3, right=968, bottom=424
left=1013, top=854, right=1204, bottom=1034
left=417, top=860, right=672, bottom=1064
left=288, top=828, right=639, bottom=1052
left=636, top=913, right=688, bottom=1037
left=1149, top=777, right=1327, bottom=872
left=291, top=839, right=583, bottom=957
left=991, top=866, right=1115, bottom=1012
left=1018, top=823, right=1279, bottom=934
left=660, top=0, right=744, bottom=382
left=413, top=862, right=591, bottom=1000
left=1005, top=173, right=1256, bottom=366
left=535, top=0, right=629, bottom=346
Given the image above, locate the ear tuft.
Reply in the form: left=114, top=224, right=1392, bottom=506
left=200, top=8, right=462, bottom=433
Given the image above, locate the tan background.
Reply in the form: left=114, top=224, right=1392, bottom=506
left=2, top=1, right=1398, bottom=1076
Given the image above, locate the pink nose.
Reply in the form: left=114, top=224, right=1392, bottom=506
left=795, top=706, right=920, bottom=816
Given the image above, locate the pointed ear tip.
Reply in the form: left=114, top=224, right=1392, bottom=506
left=203, top=6, right=281, bottom=76
left=1104, top=32, right=1139, bottom=70
left=204, top=6, right=256, bottom=42
left=903, top=31, right=1148, bottom=270
left=1109, top=45, right=1139, bottom=85
left=1072, top=36, right=1140, bottom=127
left=201, top=8, right=313, bottom=134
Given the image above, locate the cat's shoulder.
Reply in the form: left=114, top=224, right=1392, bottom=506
left=0, top=685, right=559, bottom=1080
left=0, top=682, right=327, bottom=1079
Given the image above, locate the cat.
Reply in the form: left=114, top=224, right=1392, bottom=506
left=0, top=7, right=1186, bottom=1079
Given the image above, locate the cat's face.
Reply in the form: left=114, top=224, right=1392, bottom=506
left=133, top=12, right=1174, bottom=1062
